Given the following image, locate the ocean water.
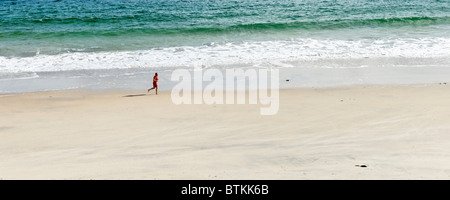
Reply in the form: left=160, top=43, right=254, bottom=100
left=1, top=0, right=450, bottom=93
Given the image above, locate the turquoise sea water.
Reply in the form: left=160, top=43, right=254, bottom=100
left=1, top=0, right=450, bottom=92
left=2, top=0, right=450, bottom=56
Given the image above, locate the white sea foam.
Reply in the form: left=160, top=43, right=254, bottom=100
left=0, top=72, right=39, bottom=81
left=1, top=37, right=450, bottom=73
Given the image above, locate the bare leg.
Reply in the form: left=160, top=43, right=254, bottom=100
left=156, top=87, right=158, bottom=95
left=148, top=87, right=155, bottom=92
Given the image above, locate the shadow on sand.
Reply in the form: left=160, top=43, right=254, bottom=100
left=123, top=94, right=147, bottom=98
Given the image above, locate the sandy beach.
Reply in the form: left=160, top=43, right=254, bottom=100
left=1, top=84, right=450, bottom=179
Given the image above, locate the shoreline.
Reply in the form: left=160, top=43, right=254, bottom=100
left=2, top=84, right=450, bottom=179
left=3, top=62, right=450, bottom=94
left=1, top=79, right=449, bottom=96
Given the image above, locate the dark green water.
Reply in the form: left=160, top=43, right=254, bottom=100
left=0, top=0, right=450, bottom=72
left=1, top=0, right=449, bottom=55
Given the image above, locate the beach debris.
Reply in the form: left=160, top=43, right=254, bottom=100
left=286, top=79, right=290, bottom=82
left=355, top=164, right=367, bottom=168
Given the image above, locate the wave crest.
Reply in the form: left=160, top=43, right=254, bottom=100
left=1, top=37, right=450, bottom=72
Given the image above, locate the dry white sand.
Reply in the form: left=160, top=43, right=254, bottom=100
left=1, top=85, right=450, bottom=179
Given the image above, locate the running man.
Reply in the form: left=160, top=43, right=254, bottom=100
left=148, top=72, right=158, bottom=95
